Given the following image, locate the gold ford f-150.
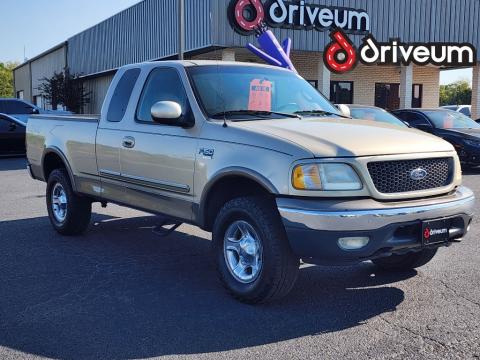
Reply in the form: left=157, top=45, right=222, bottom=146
left=26, top=61, right=475, bottom=303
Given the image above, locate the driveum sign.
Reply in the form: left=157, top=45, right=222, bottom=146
left=229, top=0, right=370, bottom=35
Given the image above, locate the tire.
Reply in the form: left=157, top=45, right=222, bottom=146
left=46, top=168, right=92, bottom=236
left=213, top=196, right=299, bottom=304
left=372, top=248, right=438, bottom=271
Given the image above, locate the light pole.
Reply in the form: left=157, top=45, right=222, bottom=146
left=178, top=0, right=185, bottom=60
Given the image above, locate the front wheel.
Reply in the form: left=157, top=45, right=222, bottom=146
left=213, top=196, right=299, bottom=304
left=372, top=248, right=438, bottom=271
left=46, top=169, right=92, bottom=236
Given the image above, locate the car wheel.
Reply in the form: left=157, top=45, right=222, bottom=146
left=213, top=196, right=299, bottom=304
left=372, top=248, right=438, bottom=271
left=46, top=168, right=92, bottom=235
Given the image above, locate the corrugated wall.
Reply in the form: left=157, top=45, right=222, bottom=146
left=211, top=0, right=480, bottom=55
left=14, top=64, right=31, bottom=101
left=31, top=46, right=67, bottom=97
left=68, top=0, right=212, bottom=76
left=82, top=74, right=116, bottom=114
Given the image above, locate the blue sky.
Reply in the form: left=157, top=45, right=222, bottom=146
left=0, top=0, right=472, bottom=85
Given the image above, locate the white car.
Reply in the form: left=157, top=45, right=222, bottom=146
left=441, top=105, right=472, bottom=118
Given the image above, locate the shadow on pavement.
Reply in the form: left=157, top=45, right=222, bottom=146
left=0, top=157, right=26, bottom=172
left=0, top=214, right=412, bottom=359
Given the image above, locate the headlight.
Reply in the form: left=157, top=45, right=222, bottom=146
left=292, top=163, right=362, bottom=191
left=464, top=139, right=480, bottom=147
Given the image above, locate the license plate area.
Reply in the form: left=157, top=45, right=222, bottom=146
left=422, top=218, right=450, bottom=246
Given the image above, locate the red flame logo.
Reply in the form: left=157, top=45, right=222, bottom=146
left=424, top=228, right=431, bottom=239
left=324, top=29, right=358, bottom=73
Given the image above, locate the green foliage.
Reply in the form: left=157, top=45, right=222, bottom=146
left=38, top=68, right=91, bottom=113
left=0, top=62, right=19, bottom=98
left=439, top=80, right=472, bottom=106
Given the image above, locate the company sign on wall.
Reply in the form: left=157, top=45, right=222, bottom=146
left=229, top=0, right=370, bottom=35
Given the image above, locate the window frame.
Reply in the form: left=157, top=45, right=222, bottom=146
left=134, top=66, right=192, bottom=125
left=330, top=81, right=354, bottom=104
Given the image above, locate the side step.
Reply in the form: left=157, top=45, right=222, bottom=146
left=152, top=217, right=182, bottom=237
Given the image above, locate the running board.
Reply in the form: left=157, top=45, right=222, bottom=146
left=152, top=218, right=182, bottom=237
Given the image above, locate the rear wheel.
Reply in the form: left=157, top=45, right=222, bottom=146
left=213, top=196, right=299, bottom=304
left=46, top=169, right=92, bottom=236
left=372, top=248, right=438, bottom=271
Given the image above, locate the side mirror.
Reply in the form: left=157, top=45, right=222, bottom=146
left=403, top=121, right=411, bottom=127
left=31, top=108, right=40, bottom=115
left=151, top=101, right=183, bottom=125
left=336, top=104, right=351, bottom=118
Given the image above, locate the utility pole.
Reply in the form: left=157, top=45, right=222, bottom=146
left=178, top=0, right=185, bottom=60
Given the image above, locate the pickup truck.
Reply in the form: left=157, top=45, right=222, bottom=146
left=26, top=61, right=475, bottom=303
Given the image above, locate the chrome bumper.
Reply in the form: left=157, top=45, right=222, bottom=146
left=277, top=186, right=475, bottom=232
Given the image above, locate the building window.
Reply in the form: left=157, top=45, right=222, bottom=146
left=17, top=91, right=24, bottom=100
left=375, top=83, right=400, bottom=110
left=330, top=81, right=354, bottom=104
left=412, top=84, right=423, bottom=108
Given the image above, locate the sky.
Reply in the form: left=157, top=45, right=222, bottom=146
left=0, top=0, right=473, bottom=86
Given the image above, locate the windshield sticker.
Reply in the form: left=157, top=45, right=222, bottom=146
left=248, top=79, right=272, bottom=111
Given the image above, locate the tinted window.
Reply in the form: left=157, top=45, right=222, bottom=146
left=425, top=110, right=480, bottom=129
left=107, top=68, right=141, bottom=122
left=459, top=107, right=471, bottom=117
left=0, top=117, right=13, bottom=131
left=330, top=81, right=353, bottom=104
left=136, top=68, right=188, bottom=123
left=0, top=100, right=35, bottom=114
left=402, top=112, right=431, bottom=127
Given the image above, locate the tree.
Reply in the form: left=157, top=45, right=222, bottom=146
left=439, top=80, right=472, bottom=106
left=38, top=68, right=91, bottom=113
left=0, top=62, right=19, bottom=98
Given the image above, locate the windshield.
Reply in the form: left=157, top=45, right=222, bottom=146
left=349, top=107, right=406, bottom=127
left=424, top=110, right=480, bottom=129
left=187, top=65, right=341, bottom=120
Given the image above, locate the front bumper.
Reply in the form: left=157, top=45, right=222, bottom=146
left=277, top=186, right=475, bottom=265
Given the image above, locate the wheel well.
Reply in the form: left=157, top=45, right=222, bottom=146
left=43, top=152, right=67, bottom=181
left=202, top=176, right=274, bottom=231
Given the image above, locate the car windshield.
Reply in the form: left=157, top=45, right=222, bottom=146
left=349, top=107, right=406, bottom=127
left=424, top=110, right=480, bottom=129
left=187, top=65, right=341, bottom=120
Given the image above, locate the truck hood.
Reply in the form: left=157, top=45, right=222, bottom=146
left=234, top=118, right=454, bottom=157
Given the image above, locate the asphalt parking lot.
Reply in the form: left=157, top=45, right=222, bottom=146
left=0, top=157, right=479, bottom=360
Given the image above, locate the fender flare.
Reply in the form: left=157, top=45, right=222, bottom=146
left=198, top=167, right=279, bottom=227
left=42, top=146, right=78, bottom=192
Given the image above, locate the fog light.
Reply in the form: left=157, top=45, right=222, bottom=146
left=338, top=237, right=370, bottom=250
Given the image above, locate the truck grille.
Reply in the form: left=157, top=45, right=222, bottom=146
left=367, top=158, right=453, bottom=194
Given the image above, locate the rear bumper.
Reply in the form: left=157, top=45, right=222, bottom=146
left=277, top=186, right=475, bottom=265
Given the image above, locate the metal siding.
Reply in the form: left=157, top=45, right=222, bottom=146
left=68, top=0, right=212, bottom=75
left=14, top=64, right=31, bottom=101
left=31, top=46, right=67, bottom=96
left=82, top=74, right=115, bottom=114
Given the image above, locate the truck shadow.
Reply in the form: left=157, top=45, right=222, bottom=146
left=0, top=157, right=26, bottom=172
left=0, top=214, right=411, bottom=359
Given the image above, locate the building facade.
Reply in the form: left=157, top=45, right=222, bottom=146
left=14, top=0, right=480, bottom=117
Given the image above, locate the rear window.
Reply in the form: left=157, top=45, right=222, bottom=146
left=107, top=68, right=141, bottom=122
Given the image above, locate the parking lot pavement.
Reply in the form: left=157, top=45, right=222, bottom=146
left=0, top=157, right=479, bottom=360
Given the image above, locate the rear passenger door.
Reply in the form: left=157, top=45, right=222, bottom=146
left=96, top=68, right=141, bottom=201
left=119, top=66, right=198, bottom=221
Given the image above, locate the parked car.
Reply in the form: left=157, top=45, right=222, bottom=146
left=393, top=108, right=480, bottom=168
left=26, top=61, right=474, bottom=303
left=0, top=98, right=72, bottom=124
left=441, top=105, right=472, bottom=118
left=0, top=113, right=26, bottom=156
left=340, top=104, right=407, bottom=127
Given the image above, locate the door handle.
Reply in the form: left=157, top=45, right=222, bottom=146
left=122, top=136, right=135, bottom=149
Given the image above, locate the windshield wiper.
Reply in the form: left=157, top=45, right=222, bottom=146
left=211, top=110, right=301, bottom=120
left=294, top=110, right=350, bottom=119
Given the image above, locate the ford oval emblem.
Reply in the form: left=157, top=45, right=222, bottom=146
left=410, top=168, right=428, bottom=181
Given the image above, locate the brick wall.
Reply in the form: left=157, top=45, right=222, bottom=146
left=192, top=49, right=440, bottom=108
